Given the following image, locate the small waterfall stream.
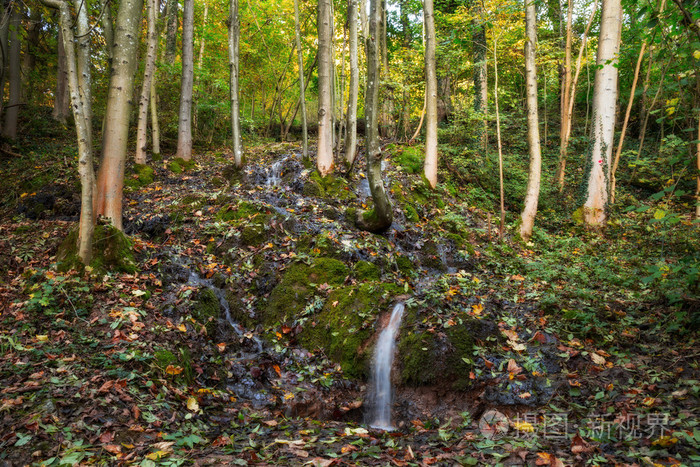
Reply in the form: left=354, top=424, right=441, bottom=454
left=265, top=156, right=289, bottom=187
left=368, top=302, right=405, bottom=430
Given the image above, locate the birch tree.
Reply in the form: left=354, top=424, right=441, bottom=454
left=135, top=0, right=158, bottom=165
left=229, top=0, right=243, bottom=167
left=473, top=0, right=488, bottom=150
left=581, top=0, right=622, bottom=227
left=317, top=0, right=334, bottom=176
left=95, top=0, right=144, bottom=230
left=423, top=0, right=438, bottom=188
left=176, top=0, right=195, bottom=161
left=356, top=0, right=393, bottom=232
left=345, top=0, right=359, bottom=168
left=520, top=0, right=542, bottom=241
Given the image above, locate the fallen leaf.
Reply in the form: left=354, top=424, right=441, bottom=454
left=590, top=352, right=606, bottom=365
left=186, top=396, right=199, bottom=412
left=103, top=444, right=121, bottom=454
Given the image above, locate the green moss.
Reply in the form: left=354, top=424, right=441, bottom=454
left=151, top=153, right=162, bottom=162
left=298, top=282, right=400, bottom=377
left=395, top=254, right=416, bottom=276
left=405, top=205, right=419, bottom=223
left=125, top=164, right=154, bottom=189
left=211, top=176, right=226, bottom=188
left=303, top=171, right=356, bottom=200
left=390, top=181, right=407, bottom=204
left=169, top=157, right=195, bottom=174
left=444, top=321, right=475, bottom=390
left=354, top=260, right=381, bottom=281
left=216, top=201, right=263, bottom=223
left=241, top=222, right=266, bottom=246
left=263, top=257, right=350, bottom=326
left=169, top=160, right=182, bottom=174
left=398, top=331, right=438, bottom=385
left=192, top=288, right=220, bottom=335
left=572, top=207, right=585, bottom=224
left=222, top=164, right=243, bottom=184
left=395, top=145, right=424, bottom=174
left=57, top=224, right=136, bottom=274
left=420, top=240, right=446, bottom=271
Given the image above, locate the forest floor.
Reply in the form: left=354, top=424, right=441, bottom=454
left=0, top=134, right=698, bottom=466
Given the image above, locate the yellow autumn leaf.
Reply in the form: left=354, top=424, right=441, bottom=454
left=694, top=50, right=700, bottom=60
left=36, top=335, right=49, bottom=342
left=177, top=323, right=187, bottom=332
left=146, top=451, right=169, bottom=460
left=590, top=352, right=606, bottom=365
left=186, top=396, right=199, bottom=412
left=472, top=303, right=483, bottom=315
left=513, top=420, right=535, bottom=432
left=165, top=365, right=183, bottom=375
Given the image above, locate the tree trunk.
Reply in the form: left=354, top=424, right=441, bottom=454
left=696, top=88, right=700, bottom=218
left=150, top=75, right=160, bottom=157
left=317, top=0, right=334, bottom=176
left=95, top=0, right=144, bottom=231
left=42, top=0, right=95, bottom=264
left=520, top=0, right=542, bottom=242
left=356, top=0, right=392, bottom=232
left=23, top=8, right=42, bottom=103
left=102, top=0, right=114, bottom=67
left=345, top=0, right=359, bottom=167
left=423, top=0, right=438, bottom=188
left=472, top=2, right=488, bottom=150
left=229, top=0, right=243, bottom=167
left=582, top=0, right=622, bottom=227
left=0, top=4, right=9, bottom=124
left=198, top=1, right=208, bottom=70
left=555, top=0, right=573, bottom=191
left=294, top=0, right=309, bottom=160
left=494, top=35, right=505, bottom=239
left=74, top=0, right=92, bottom=143
left=2, top=2, right=20, bottom=138
left=135, top=0, right=158, bottom=165
left=52, top=27, right=70, bottom=124
left=176, top=0, right=194, bottom=161
left=165, top=0, right=178, bottom=62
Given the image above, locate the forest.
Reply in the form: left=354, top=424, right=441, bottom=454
left=0, top=0, right=699, bottom=465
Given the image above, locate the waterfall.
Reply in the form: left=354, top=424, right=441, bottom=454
left=266, top=157, right=288, bottom=187
left=369, top=302, right=405, bottom=430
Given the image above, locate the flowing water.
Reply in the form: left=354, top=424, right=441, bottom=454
left=266, top=156, right=289, bottom=187
left=368, top=302, right=405, bottom=430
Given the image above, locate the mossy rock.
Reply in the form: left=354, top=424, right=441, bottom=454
left=304, top=171, right=357, bottom=200
left=404, top=205, right=419, bottom=223
left=394, top=145, right=424, bottom=174
left=394, top=254, right=416, bottom=277
left=211, top=176, right=226, bottom=188
left=397, top=311, right=488, bottom=389
left=298, top=282, right=400, bottom=377
left=57, top=224, right=136, bottom=273
left=241, top=222, right=267, bottom=246
left=125, top=164, right=154, bottom=189
left=216, top=201, right=265, bottom=223
left=263, top=257, right=350, bottom=326
left=192, top=288, right=221, bottom=336
left=169, top=157, right=195, bottom=174
left=222, top=164, right=244, bottom=184
left=353, top=260, right=381, bottom=281
left=420, top=240, right=447, bottom=271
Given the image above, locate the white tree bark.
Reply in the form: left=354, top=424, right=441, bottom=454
left=423, top=0, right=438, bottom=188
left=519, top=0, right=542, bottom=241
left=582, top=0, right=622, bottom=227
left=317, top=0, right=334, bottom=176
left=176, top=0, right=195, bottom=161
left=229, top=0, right=243, bottom=167
left=135, top=0, right=158, bottom=165
left=345, top=0, right=359, bottom=167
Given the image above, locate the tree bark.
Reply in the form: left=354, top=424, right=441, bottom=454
left=472, top=1, right=488, bottom=150
left=165, top=0, right=178, bottom=62
left=229, top=0, right=243, bottom=167
left=555, top=0, right=573, bottom=191
left=294, top=0, right=309, bottom=160
left=345, top=0, right=359, bottom=167
left=0, top=4, right=9, bottom=124
left=150, top=75, right=160, bottom=157
left=95, top=0, right=144, bottom=231
left=494, top=34, right=505, bottom=239
left=41, top=0, right=95, bottom=264
left=23, top=8, right=42, bottom=103
left=423, top=0, right=438, bottom=188
left=135, top=0, right=158, bottom=165
left=198, top=1, right=208, bottom=70
left=356, top=0, right=393, bottom=232
left=582, top=0, right=622, bottom=227
left=317, top=0, right=334, bottom=176
left=176, top=0, right=194, bottom=161
left=520, top=0, right=542, bottom=242
left=102, top=0, right=114, bottom=67
left=2, top=2, right=20, bottom=138
left=52, top=27, right=70, bottom=124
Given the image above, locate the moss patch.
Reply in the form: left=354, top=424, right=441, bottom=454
left=298, top=282, right=400, bottom=377
left=125, top=164, right=154, bottom=189
left=353, top=260, right=381, bottom=281
left=192, top=288, right=221, bottom=336
left=304, top=171, right=356, bottom=200
left=169, top=157, right=195, bottom=174
left=394, top=145, right=424, bottom=174
left=57, top=224, right=136, bottom=274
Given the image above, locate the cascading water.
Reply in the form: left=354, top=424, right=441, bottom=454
left=266, top=157, right=289, bottom=187
left=368, top=302, right=405, bottom=430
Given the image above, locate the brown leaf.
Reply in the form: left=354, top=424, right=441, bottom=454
left=103, top=444, right=122, bottom=454
left=531, top=331, right=547, bottom=344
left=507, top=359, right=522, bottom=375
left=99, top=431, right=115, bottom=443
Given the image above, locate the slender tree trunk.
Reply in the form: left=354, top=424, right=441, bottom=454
left=2, top=2, right=20, bottom=138
left=165, top=0, right=178, bottom=62
left=356, top=0, right=393, bottom=232
left=293, top=0, right=309, bottom=160
left=423, top=0, right=438, bottom=188
left=473, top=1, right=488, bottom=150
left=0, top=5, right=9, bottom=125
left=409, top=95, right=426, bottom=144
left=176, top=0, right=195, bottom=161
left=520, top=0, right=542, bottom=241
left=345, top=0, right=359, bottom=167
left=135, top=0, right=158, bottom=164
left=102, top=0, right=114, bottom=66
left=379, top=1, right=394, bottom=138
left=42, top=0, right=95, bottom=264
left=317, top=0, right=334, bottom=176
left=696, top=89, right=700, bottom=218
left=95, top=0, right=144, bottom=230
left=582, top=0, right=622, bottom=227
left=150, top=76, right=160, bottom=157
left=23, top=8, right=42, bottom=103
left=494, top=35, right=505, bottom=239
left=52, top=27, right=70, bottom=124
left=555, top=0, right=573, bottom=191
left=198, top=1, right=208, bottom=70
left=556, top=0, right=598, bottom=190
left=229, top=0, right=243, bottom=167
left=74, top=0, right=92, bottom=143
left=283, top=54, right=318, bottom=140
left=610, top=41, right=646, bottom=203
